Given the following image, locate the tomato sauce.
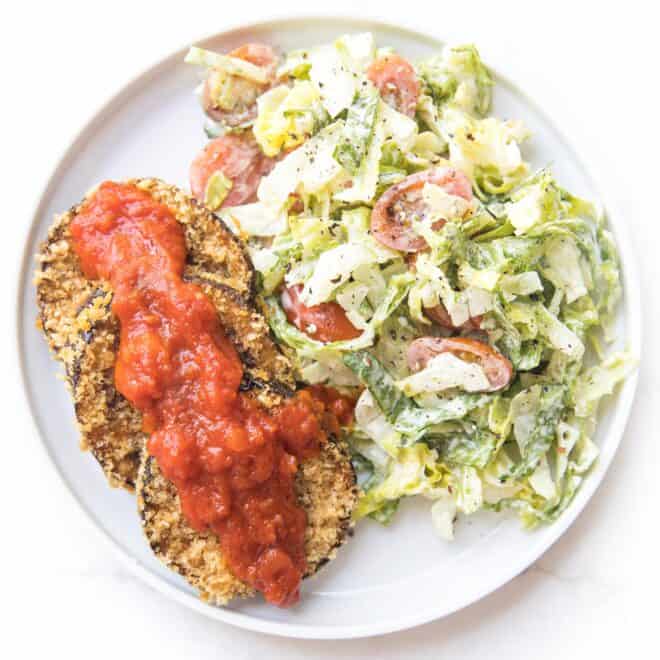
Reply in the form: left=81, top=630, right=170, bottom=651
left=70, top=182, right=352, bottom=606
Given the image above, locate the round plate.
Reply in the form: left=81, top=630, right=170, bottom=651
left=15, top=16, right=641, bottom=639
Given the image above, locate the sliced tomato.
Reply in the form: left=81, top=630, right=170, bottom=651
left=407, top=337, right=513, bottom=392
left=203, top=43, right=277, bottom=127
left=281, top=284, right=362, bottom=343
left=367, top=54, right=420, bottom=118
left=371, top=167, right=473, bottom=252
left=189, top=133, right=274, bottom=208
left=424, top=303, right=483, bottom=332
left=230, top=43, right=278, bottom=68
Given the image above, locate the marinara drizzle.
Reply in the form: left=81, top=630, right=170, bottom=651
left=70, top=182, right=352, bottom=606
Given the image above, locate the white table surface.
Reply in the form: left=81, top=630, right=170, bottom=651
left=2, top=1, right=658, bottom=657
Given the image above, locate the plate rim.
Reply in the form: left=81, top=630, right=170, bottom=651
left=14, top=13, right=642, bottom=639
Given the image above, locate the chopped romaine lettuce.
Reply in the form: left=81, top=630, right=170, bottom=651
left=418, top=44, right=493, bottom=116
left=185, top=46, right=269, bottom=83
left=334, top=84, right=379, bottom=174
left=572, top=352, right=636, bottom=417
left=442, top=107, right=530, bottom=195
left=188, top=33, right=633, bottom=539
left=253, top=82, right=327, bottom=156
left=308, top=43, right=357, bottom=117
left=344, top=351, right=411, bottom=423
left=258, top=121, right=345, bottom=213
left=354, top=443, right=448, bottom=519
left=431, top=496, right=457, bottom=540
left=220, top=202, right=286, bottom=237
left=204, top=170, right=233, bottom=211
left=300, top=242, right=389, bottom=306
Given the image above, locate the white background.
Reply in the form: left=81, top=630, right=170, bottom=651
left=2, top=0, right=659, bottom=657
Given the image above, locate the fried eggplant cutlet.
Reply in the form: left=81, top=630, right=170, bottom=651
left=35, top=179, right=357, bottom=605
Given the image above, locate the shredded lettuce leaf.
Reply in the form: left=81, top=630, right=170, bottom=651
left=185, top=46, right=269, bottom=83
left=253, top=82, right=328, bottom=157
left=396, top=353, right=491, bottom=395
left=418, top=44, right=493, bottom=116
left=334, top=84, right=379, bottom=174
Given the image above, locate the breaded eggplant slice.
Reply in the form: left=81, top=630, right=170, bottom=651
left=37, top=179, right=293, bottom=489
left=35, top=177, right=256, bottom=358
left=67, top=288, right=144, bottom=489
left=137, top=439, right=357, bottom=605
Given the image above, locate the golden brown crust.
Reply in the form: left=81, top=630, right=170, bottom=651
left=137, top=453, right=255, bottom=603
left=296, top=437, right=357, bottom=575
left=68, top=289, right=144, bottom=489
left=137, top=436, right=357, bottom=605
left=34, top=206, right=98, bottom=358
left=35, top=178, right=256, bottom=359
left=134, top=178, right=256, bottom=298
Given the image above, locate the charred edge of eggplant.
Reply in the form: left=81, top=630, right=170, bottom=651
left=138, top=451, right=155, bottom=522
left=181, top=192, right=257, bottom=302
left=209, top=210, right=257, bottom=302
left=71, top=367, right=142, bottom=488
left=38, top=203, right=75, bottom=270
left=74, top=286, right=108, bottom=319
left=312, top=435, right=358, bottom=571
left=137, top=453, right=203, bottom=583
left=66, top=287, right=140, bottom=490
left=36, top=207, right=75, bottom=348
left=66, top=343, right=80, bottom=390
left=184, top=273, right=251, bottom=308
left=66, top=287, right=113, bottom=389
left=239, top=372, right=294, bottom=399
left=137, top=455, right=168, bottom=560
left=97, top=449, right=140, bottom=491
left=38, top=203, right=80, bottom=279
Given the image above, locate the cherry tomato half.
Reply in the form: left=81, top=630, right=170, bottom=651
left=370, top=167, right=473, bottom=252
left=367, top=53, right=420, bottom=118
left=189, top=133, right=274, bottom=209
left=406, top=336, right=513, bottom=392
left=424, top=303, right=483, bottom=332
left=202, top=43, right=277, bottom=127
left=281, top=284, right=362, bottom=343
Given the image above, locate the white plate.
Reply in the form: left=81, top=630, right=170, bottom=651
left=15, top=16, right=641, bottom=639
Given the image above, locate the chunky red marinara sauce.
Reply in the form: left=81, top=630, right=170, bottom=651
left=70, top=182, right=353, bottom=607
